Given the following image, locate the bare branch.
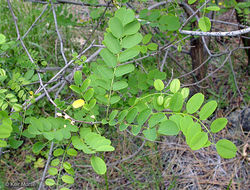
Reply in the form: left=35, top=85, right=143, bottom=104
left=38, top=141, right=54, bottom=190
left=24, top=0, right=114, bottom=7
left=180, top=27, right=250, bottom=37
left=22, top=4, right=49, bottom=39
left=51, top=0, right=68, bottom=65
left=24, top=47, right=101, bottom=109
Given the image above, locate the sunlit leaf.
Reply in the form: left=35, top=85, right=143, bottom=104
left=216, top=139, right=237, bottom=159
left=72, top=99, right=85, bottom=108
left=91, top=156, right=107, bottom=175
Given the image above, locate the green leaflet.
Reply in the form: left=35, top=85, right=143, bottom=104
left=117, top=109, right=128, bottom=123
left=0, top=33, right=6, bottom=44
left=8, top=138, right=23, bottom=149
left=67, top=148, right=78, bottom=156
left=97, top=65, right=114, bottom=80
left=79, top=128, right=92, bottom=139
left=45, top=179, right=55, bottom=186
left=154, top=79, right=164, bottom=91
left=103, top=33, right=121, bottom=54
left=147, top=43, right=158, bottom=51
left=169, top=114, right=182, bottom=129
left=169, top=92, right=183, bottom=112
left=148, top=112, right=166, bottom=128
left=95, top=79, right=111, bottom=90
left=109, top=17, right=123, bottom=38
left=158, top=120, right=180, bottom=136
left=123, top=20, right=141, bottom=36
left=62, top=175, right=74, bottom=184
left=81, top=79, right=91, bottom=92
left=159, top=15, right=180, bottom=31
left=0, top=122, right=12, bottom=138
left=186, top=93, right=204, bottom=114
left=118, top=46, right=140, bottom=62
left=210, top=118, right=228, bottom=133
left=112, top=81, right=128, bottom=91
left=126, top=107, right=138, bottom=123
left=115, top=64, right=135, bottom=77
left=143, top=128, right=157, bottom=141
left=131, top=125, right=142, bottom=136
left=153, top=95, right=165, bottom=111
left=140, top=45, right=148, bottom=53
left=170, top=79, right=180, bottom=93
left=110, top=96, right=120, bottom=104
left=109, top=110, right=119, bottom=121
left=142, top=33, right=152, bottom=44
left=51, top=159, right=60, bottom=167
left=121, top=33, right=143, bottom=49
left=84, top=132, right=114, bottom=152
left=91, top=156, right=107, bottom=175
left=206, top=6, right=220, bottom=11
left=32, top=142, right=46, bottom=154
left=71, top=136, right=94, bottom=154
left=216, top=139, right=237, bottom=159
left=74, top=70, right=82, bottom=86
left=12, top=103, right=22, bottom=111
left=83, top=88, right=94, bottom=101
left=99, top=48, right=117, bottom=68
left=119, top=123, right=129, bottom=131
left=180, top=115, right=194, bottom=136
left=48, top=167, right=58, bottom=176
left=53, top=148, right=64, bottom=157
left=189, top=132, right=208, bottom=150
left=0, top=140, right=7, bottom=147
left=115, top=7, right=135, bottom=26
left=181, top=88, right=190, bottom=99
left=185, top=123, right=201, bottom=145
left=198, top=17, right=211, bottom=32
left=199, top=100, right=217, bottom=120
left=188, top=0, right=197, bottom=4
left=70, top=85, right=81, bottom=94
left=163, top=97, right=171, bottom=109
left=137, top=108, right=151, bottom=126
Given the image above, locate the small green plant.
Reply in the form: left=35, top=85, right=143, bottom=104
left=0, top=2, right=243, bottom=189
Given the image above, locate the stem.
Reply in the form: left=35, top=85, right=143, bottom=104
left=106, top=67, right=117, bottom=119
left=102, top=153, right=109, bottom=190
left=56, top=142, right=71, bottom=190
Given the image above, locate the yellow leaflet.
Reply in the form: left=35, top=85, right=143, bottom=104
left=72, top=99, right=85, bottom=108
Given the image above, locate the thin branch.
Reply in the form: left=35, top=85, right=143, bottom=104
left=180, top=27, right=250, bottom=37
left=182, top=49, right=233, bottom=87
left=22, top=4, right=49, bottom=39
left=33, top=40, right=96, bottom=95
left=147, top=1, right=169, bottom=10
left=178, top=56, right=211, bottom=79
left=24, top=0, right=114, bottom=7
left=51, top=0, right=68, bottom=65
left=107, top=140, right=146, bottom=167
left=120, top=35, right=191, bottom=66
left=160, top=50, right=169, bottom=72
left=38, top=141, right=54, bottom=190
left=210, top=19, right=248, bottom=29
left=181, top=2, right=212, bottom=56
left=24, top=47, right=101, bottom=109
left=180, top=0, right=211, bottom=30
left=7, top=0, right=53, bottom=109
left=228, top=56, right=247, bottom=106
left=80, top=1, right=111, bottom=52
